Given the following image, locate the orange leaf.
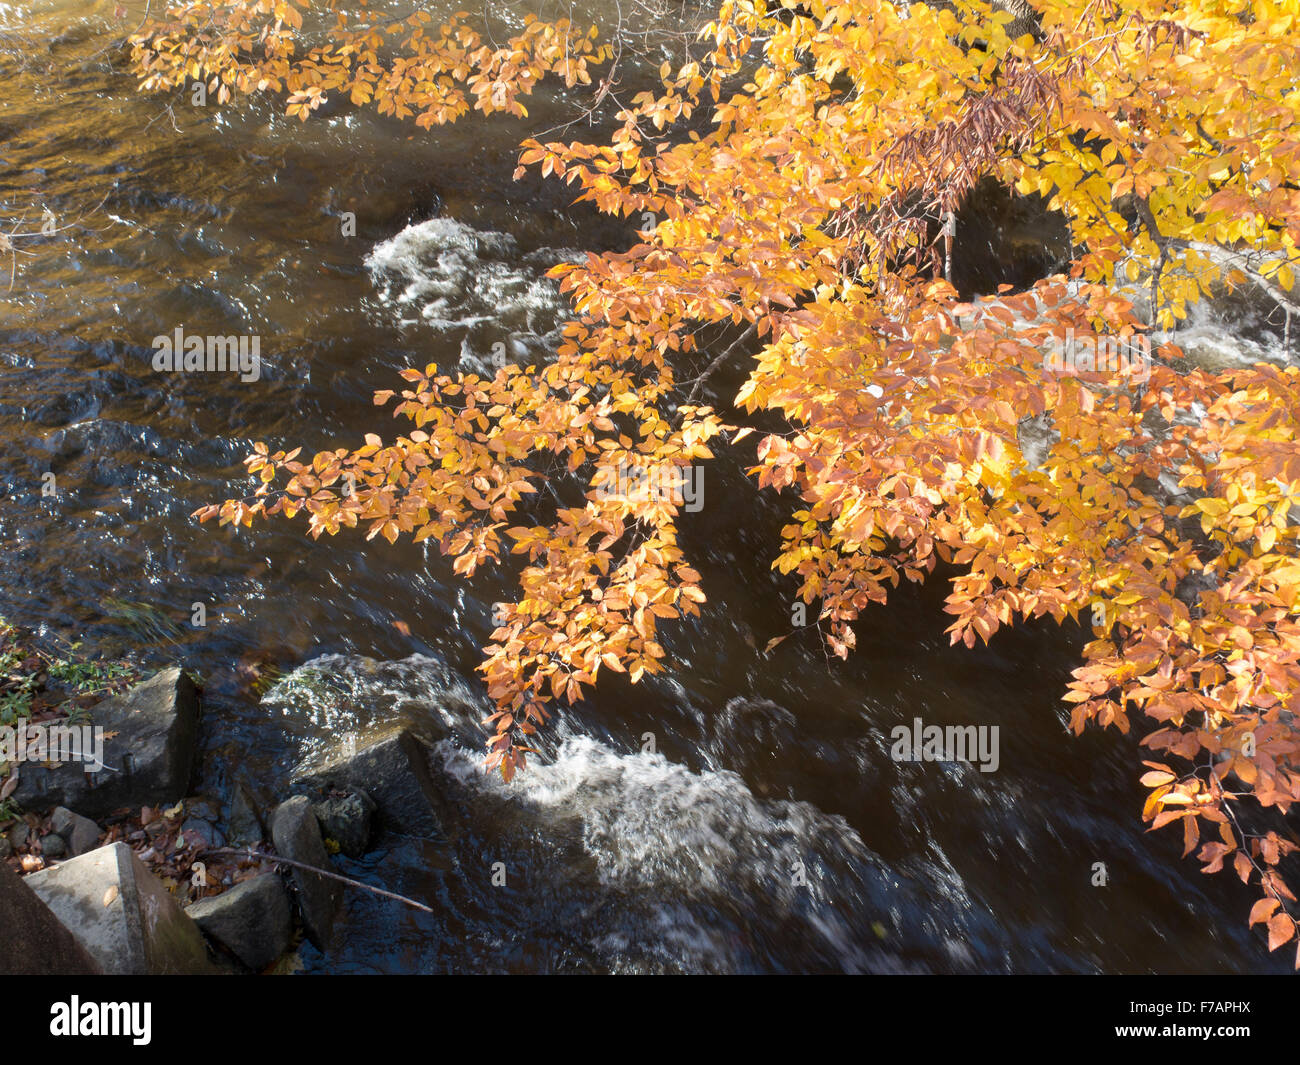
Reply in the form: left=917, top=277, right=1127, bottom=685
left=1250, top=897, right=1280, bottom=926
left=1267, top=913, right=1295, bottom=952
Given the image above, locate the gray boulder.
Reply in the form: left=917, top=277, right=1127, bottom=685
left=270, top=796, right=340, bottom=950
left=0, top=860, right=101, bottom=974
left=186, top=873, right=292, bottom=970
left=15, top=668, right=200, bottom=818
left=292, top=727, right=444, bottom=839
left=25, top=842, right=218, bottom=974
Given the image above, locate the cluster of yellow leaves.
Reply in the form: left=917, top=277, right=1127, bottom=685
left=130, top=1, right=609, bottom=125
left=151, top=0, right=1300, bottom=959
left=198, top=354, right=724, bottom=782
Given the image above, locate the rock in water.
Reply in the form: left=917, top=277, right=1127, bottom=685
left=186, top=873, right=292, bottom=970
left=312, top=788, right=377, bottom=858
left=0, top=861, right=101, bottom=974
left=292, top=726, right=444, bottom=839
left=270, top=796, right=341, bottom=950
left=15, top=668, right=200, bottom=818
left=24, top=842, right=217, bottom=974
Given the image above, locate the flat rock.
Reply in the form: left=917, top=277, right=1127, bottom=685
left=15, top=668, right=200, bottom=818
left=25, top=842, right=218, bottom=974
left=186, top=873, right=291, bottom=971
left=270, top=796, right=340, bottom=950
left=0, top=861, right=101, bottom=974
left=292, top=727, right=444, bottom=839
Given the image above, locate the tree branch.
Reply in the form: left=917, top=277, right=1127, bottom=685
left=684, top=323, right=758, bottom=406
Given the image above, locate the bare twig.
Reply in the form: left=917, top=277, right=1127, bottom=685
left=200, top=847, right=436, bottom=915
left=685, top=322, right=758, bottom=406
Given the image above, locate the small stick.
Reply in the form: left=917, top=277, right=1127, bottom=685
left=685, top=322, right=758, bottom=406
left=199, top=847, right=435, bottom=915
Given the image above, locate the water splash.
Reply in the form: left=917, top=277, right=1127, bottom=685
left=365, top=216, right=580, bottom=375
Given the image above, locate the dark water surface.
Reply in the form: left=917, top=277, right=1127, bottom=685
left=0, top=0, right=1289, bottom=973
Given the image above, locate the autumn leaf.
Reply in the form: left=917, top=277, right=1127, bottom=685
left=1267, top=913, right=1295, bottom=952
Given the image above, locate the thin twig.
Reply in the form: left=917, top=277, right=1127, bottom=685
left=685, top=322, right=757, bottom=406
left=200, top=847, right=435, bottom=915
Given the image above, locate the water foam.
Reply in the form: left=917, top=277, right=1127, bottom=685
left=366, top=216, right=579, bottom=375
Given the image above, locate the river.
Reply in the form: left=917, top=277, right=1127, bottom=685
left=0, top=0, right=1290, bottom=973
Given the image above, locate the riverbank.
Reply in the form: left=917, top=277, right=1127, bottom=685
left=1, top=628, right=459, bottom=974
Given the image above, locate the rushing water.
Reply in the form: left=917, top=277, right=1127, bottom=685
left=0, top=0, right=1292, bottom=973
